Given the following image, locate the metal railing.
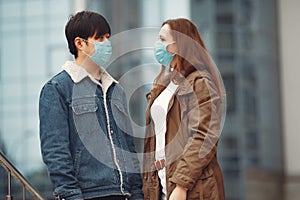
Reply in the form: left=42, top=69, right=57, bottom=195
left=0, top=151, right=44, bottom=200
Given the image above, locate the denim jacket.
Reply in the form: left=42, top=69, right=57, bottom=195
left=39, top=61, right=143, bottom=200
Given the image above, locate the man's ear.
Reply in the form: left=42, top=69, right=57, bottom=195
left=74, top=37, right=84, bottom=50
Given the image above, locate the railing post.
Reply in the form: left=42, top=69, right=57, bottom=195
left=1, top=152, right=44, bottom=199
left=6, top=195, right=13, bottom=200
left=23, top=186, right=26, bottom=200
left=6, top=171, right=13, bottom=200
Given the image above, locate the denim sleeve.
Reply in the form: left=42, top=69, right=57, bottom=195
left=39, top=82, right=83, bottom=200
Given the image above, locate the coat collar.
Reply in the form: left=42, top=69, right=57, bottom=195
left=176, top=70, right=203, bottom=96
left=62, top=61, right=118, bottom=92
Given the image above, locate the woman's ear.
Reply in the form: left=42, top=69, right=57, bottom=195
left=167, top=42, right=177, bottom=54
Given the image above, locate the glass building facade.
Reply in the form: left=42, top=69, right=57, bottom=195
left=190, top=0, right=283, bottom=199
left=0, top=0, right=72, bottom=198
left=0, top=0, right=283, bottom=199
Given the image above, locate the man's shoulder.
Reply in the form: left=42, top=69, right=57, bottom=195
left=41, top=70, right=73, bottom=97
left=49, top=70, right=72, bottom=84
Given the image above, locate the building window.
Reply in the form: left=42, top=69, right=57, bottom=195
left=216, top=0, right=232, bottom=3
left=217, top=31, right=234, bottom=50
left=217, top=52, right=234, bottom=62
left=222, top=74, right=236, bottom=113
left=245, top=130, right=260, bottom=166
left=216, top=13, right=234, bottom=26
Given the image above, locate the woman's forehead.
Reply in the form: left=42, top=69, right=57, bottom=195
left=159, top=24, right=172, bottom=38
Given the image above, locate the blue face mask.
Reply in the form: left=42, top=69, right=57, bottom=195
left=154, top=40, right=175, bottom=67
left=83, top=40, right=112, bottom=67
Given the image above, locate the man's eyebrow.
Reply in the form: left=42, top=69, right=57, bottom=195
left=94, top=33, right=110, bottom=39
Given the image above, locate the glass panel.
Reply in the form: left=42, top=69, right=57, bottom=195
left=222, top=136, right=238, bottom=149
left=0, top=1, right=22, bottom=19
left=46, top=0, right=70, bottom=16
left=216, top=0, right=232, bottom=3
left=46, top=44, right=69, bottom=76
left=243, top=89, right=257, bottom=118
left=25, top=34, right=46, bottom=77
left=222, top=74, right=236, bottom=113
left=217, top=31, right=234, bottom=49
left=26, top=17, right=45, bottom=31
left=1, top=19, right=21, bottom=33
left=216, top=13, right=234, bottom=25
left=2, top=35, right=22, bottom=78
left=217, top=52, right=235, bottom=62
left=27, top=79, right=47, bottom=99
left=24, top=0, right=44, bottom=17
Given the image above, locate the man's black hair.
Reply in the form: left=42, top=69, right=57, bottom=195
left=65, top=11, right=111, bottom=58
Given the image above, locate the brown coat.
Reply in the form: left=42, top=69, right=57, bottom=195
left=143, top=70, right=225, bottom=200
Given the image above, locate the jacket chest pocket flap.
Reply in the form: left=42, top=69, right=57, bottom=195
left=72, top=97, right=98, bottom=115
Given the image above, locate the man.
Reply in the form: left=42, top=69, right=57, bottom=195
left=39, top=11, right=143, bottom=200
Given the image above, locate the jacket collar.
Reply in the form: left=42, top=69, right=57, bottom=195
left=62, top=61, right=118, bottom=92
left=176, top=70, right=203, bottom=96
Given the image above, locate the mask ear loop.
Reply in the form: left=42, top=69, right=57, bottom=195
left=166, top=41, right=176, bottom=72
left=166, top=41, right=176, bottom=46
left=81, top=50, right=90, bottom=57
left=165, top=41, right=176, bottom=54
left=80, top=38, right=94, bottom=57
left=81, top=38, right=93, bottom=44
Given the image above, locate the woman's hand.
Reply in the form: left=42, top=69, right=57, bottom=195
left=169, top=185, right=187, bottom=200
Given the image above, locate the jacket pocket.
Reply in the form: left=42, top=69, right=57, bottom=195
left=201, top=168, right=218, bottom=199
left=188, top=168, right=215, bottom=200
left=74, top=148, right=118, bottom=189
left=72, top=103, right=98, bottom=115
left=71, top=96, right=98, bottom=115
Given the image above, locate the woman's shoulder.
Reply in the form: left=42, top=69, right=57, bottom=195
left=182, top=70, right=218, bottom=96
left=186, top=69, right=211, bottom=82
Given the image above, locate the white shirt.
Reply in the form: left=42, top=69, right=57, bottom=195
left=150, top=81, right=178, bottom=199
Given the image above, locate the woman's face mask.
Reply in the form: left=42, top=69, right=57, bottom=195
left=154, top=40, right=175, bottom=67
left=82, top=39, right=112, bottom=67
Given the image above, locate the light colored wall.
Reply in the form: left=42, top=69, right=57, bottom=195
left=278, top=0, right=300, bottom=175
left=278, top=0, right=300, bottom=198
left=163, top=0, right=190, bottom=20
left=73, top=0, right=87, bottom=13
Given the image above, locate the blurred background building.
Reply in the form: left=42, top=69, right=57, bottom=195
left=0, top=0, right=299, bottom=199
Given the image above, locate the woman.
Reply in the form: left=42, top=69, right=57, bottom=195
left=143, top=18, right=226, bottom=200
